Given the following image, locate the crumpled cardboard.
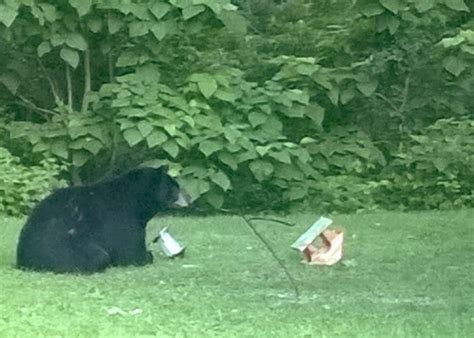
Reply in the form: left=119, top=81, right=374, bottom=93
left=291, top=217, right=344, bottom=266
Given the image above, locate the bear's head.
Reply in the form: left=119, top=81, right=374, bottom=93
left=125, top=166, right=189, bottom=219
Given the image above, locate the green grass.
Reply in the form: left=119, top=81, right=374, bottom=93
left=1, top=210, right=473, bottom=337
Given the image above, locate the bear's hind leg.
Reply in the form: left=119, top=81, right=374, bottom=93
left=72, top=241, right=112, bottom=273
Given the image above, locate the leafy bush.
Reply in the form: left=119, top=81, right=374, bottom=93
left=0, top=148, right=65, bottom=216
left=96, top=65, right=317, bottom=210
left=309, top=175, right=381, bottom=214
left=378, top=118, right=474, bottom=209
left=1, top=0, right=472, bottom=213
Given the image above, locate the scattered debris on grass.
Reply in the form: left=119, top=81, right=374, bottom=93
left=106, top=306, right=126, bottom=316
left=291, top=217, right=344, bottom=266
left=152, top=227, right=185, bottom=258
left=106, top=307, right=143, bottom=316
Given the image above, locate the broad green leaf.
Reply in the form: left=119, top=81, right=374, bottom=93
left=182, top=166, right=208, bottom=179
left=356, top=80, right=378, bottom=97
left=162, top=139, right=179, bottom=158
left=358, top=2, right=384, bottom=17
left=248, top=111, right=267, bottom=127
left=196, top=74, right=218, bottom=98
left=111, top=97, right=131, bottom=108
left=439, top=35, right=465, bottom=48
left=69, top=0, right=92, bottom=16
left=217, top=11, right=247, bottom=34
left=256, top=145, right=272, bottom=156
left=296, top=64, right=320, bottom=76
left=289, top=148, right=311, bottom=164
left=306, top=104, right=325, bottom=126
left=65, top=33, right=88, bottom=51
left=269, top=150, right=292, bottom=164
left=282, top=105, right=307, bottom=118
left=51, top=140, right=68, bottom=159
left=286, top=89, right=309, bottom=105
left=39, top=3, right=57, bottom=22
left=200, top=0, right=223, bottom=14
left=60, top=47, right=80, bottom=68
left=175, top=133, right=192, bottom=149
left=8, top=124, right=28, bottom=139
left=82, top=139, right=103, bottom=155
left=340, top=88, right=356, bottom=105
left=163, top=124, right=178, bottom=136
left=149, top=2, right=171, bottom=19
left=73, top=150, right=90, bottom=167
left=249, top=160, right=274, bottom=182
left=87, top=17, right=102, bottom=33
left=137, top=120, right=153, bottom=137
left=31, top=5, right=45, bottom=25
left=461, top=45, right=474, bottom=55
left=205, top=191, right=224, bottom=209
left=275, top=163, right=305, bottom=181
left=377, top=14, right=400, bottom=35
left=379, top=0, right=402, bottom=14
left=129, top=21, right=149, bottom=37
left=33, top=142, right=49, bottom=153
left=210, top=171, right=231, bottom=191
left=123, top=3, right=150, bottom=19
left=69, top=138, right=86, bottom=149
left=223, top=128, right=241, bottom=144
left=0, top=5, right=18, bottom=27
left=150, top=21, right=168, bottom=41
left=183, top=5, right=205, bottom=20
left=177, top=177, right=209, bottom=202
left=170, top=0, right=193, bottom=9
left=444, top=0, right=469, bottom=12
left=433, top=158, right=449, bottom=172
left=218, top=152, right=238, bottom=170
left=0, top=73, right=20, bottom=94
left=199, top=140, right=222, bottom=157
left=300, top=137, right=317, bottom=145
left=51, top=34, right=65, bottom=47
left=181, top=116, right=195, bottom=127
left=68, top=125, right=89, bottom=139
left=287, top=185, right=307, bottom=201
left=442, top=56, right=466, bottom=76
left=116, top=51, right=140, bottom=67
left=123, top=128, right=143, bottom=147
left=327, top=87, right=339, bottom=105
left=108, top=14, right=123, bottom=34
left=37, top=41, right=51, bottom=57
left=414, top=0, right=435, bottom=12
left=214, top=88, right=242, bottom=102
left=146, top=130, right=168, bottom=148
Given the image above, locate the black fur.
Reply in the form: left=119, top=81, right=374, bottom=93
left=16, top=167, right=181, bottom=274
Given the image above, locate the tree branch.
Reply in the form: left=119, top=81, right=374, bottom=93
left=374, top=92, right=399, bottom=113
left=37, top=57, right=62, bottom=104
left=17, top=95, right=56, bottom=118
left=81, top=49, right=91, bottom=113
left=66, top=64, right=73, bottom=111
left=399, top=73, right=410, bottom=114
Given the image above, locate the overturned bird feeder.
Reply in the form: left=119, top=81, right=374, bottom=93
left=291, top=217, right=344, bottom=266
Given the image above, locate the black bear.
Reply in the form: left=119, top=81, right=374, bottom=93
left=16, top=166, right=188, bottom=274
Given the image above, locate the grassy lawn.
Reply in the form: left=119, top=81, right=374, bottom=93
left=0, top=209, right=473, bottom=337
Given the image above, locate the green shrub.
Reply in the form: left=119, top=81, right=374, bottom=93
left=379, top=118, right=474, bottom=209
left=308, top=175, right=381, bottom=214
left=0, top=148, right=65, bottom=216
